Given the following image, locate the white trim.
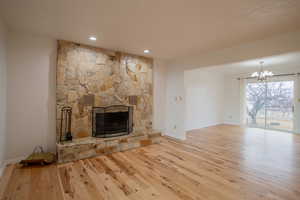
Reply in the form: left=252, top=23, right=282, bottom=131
left=164, top=132, right=186, bottom=140
left=223, top=121, right=241, bottom=126
left=185, top=122, right=223, bottom=132
left=0, top=161, right=4, bottom=178
left=155, top=128, right=166, bottom=136
left=3, top=156, right=27, bottom=166
left=294, top=75, right=300, bottom=133
left=239, top=79, right=247, bottom=125
left=0, top=166, right=4, bottom=178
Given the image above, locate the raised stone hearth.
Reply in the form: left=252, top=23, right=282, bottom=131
left=57, top=130, right=161, bottom=163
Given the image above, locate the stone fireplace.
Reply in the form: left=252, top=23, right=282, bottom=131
left=56, top=40, right=161, bottom=163
left=56, top=40, right=153, bottom=139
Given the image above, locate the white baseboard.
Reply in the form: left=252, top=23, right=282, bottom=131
left=185, top=122, right=223, bottom=132
left=0, top=161, right=4, bottom=177
left=0, top=167, right=4, bottom=178
left=154, top=128, right=166, bottom=136
left=223, top=121, right=241, bottom=126
left=3, top=156, right=27, bottom=167
left=164, top=133, right=186, bottom=140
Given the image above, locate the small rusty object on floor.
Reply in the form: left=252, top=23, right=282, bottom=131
left=20, top=146, right=56, bottom=166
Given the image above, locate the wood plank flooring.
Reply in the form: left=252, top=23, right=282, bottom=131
left=1, top=125, right=300, bottom=200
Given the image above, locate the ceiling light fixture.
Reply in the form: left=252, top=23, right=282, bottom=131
left=144, top=49, right=150, bottom=54
left=251, top=61, right=274, bottom=81
left=89, top=36, right=97, bottom=41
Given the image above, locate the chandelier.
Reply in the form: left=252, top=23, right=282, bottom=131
left=251, top=61, right=274, bottom=81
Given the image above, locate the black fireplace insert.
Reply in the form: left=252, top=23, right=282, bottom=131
left=92, top=105, right=133, bottom=138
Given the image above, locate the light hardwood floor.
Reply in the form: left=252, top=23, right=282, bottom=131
left=1, top=125, right=300, bottom=200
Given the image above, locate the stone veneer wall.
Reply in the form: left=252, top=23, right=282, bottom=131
left=56, top=40, right=153, bottom=140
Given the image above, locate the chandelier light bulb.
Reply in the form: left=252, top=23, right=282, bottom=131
left=251, top=61, right=274, bottom=81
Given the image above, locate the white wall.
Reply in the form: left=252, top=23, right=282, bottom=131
left=223, top=77, right=241, bottom=125
left=6, top=31, right=57, bottom=160
left=166, top=30, right=300, bottom=139
left=165, top=64, right=186, bottom=140
left=168, top=62, right=300, bottom=136
left=153, top=59, right=167, bottom=133
left=0, top=18, right=8, bottom=172
left=184, top=68, right=224, bottom=130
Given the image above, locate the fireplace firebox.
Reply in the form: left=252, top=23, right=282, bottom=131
left=92, top=105, right=133, bottom=138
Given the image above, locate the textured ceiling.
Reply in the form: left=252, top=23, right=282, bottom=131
left=1, top=0, right=300, bottom=59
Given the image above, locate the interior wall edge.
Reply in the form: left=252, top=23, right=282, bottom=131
left=0, top=16, right=8, bottom=170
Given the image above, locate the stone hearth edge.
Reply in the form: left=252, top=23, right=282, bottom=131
left=57, top=130, right=162, bottom=163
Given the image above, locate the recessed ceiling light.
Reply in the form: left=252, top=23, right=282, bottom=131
left=144, top=49, right=150, bottom=54
left=89, top=36, right=97, bottom=41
